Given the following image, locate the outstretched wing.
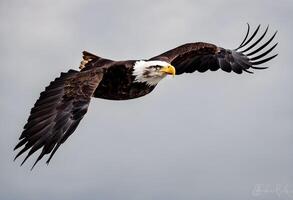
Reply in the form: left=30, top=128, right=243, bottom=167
left=151, top=24, right=278, bottom=75
left=14, top=68, right=103, bottom=169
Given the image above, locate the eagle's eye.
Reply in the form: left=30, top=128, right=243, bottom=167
left=153, top=65, right=162, bottom=70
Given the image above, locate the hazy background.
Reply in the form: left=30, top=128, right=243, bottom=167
left=1, top=0, right=292, bottom=199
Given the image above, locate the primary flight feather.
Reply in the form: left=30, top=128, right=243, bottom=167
left=14, top=24, right=278, bottom=169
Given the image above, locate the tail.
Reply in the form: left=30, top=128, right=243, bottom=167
left=79, top=51, right=101, bottom=70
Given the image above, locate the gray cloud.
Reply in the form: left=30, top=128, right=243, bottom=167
left=1, top=0, right=292, bottom=200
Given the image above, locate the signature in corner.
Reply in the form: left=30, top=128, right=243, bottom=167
left=252, top=184, right=293, bottom=198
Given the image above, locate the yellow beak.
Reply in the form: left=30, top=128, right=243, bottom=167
left=160, top=65, right=176, bottom=77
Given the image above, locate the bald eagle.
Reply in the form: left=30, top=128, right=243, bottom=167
left=14, top=24, right=278, bottom=169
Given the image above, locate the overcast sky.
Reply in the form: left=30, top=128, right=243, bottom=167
left=0, top=0, right=292, bottom=200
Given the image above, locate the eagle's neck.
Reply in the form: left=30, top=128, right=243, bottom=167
left=132, top=60, right=167, bottom=86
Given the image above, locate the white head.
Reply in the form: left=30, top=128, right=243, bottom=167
left=132, top=60, right=176, bottom=86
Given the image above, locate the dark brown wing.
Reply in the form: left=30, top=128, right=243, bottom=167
left=151, top=24, right=278, bottom=75
left=14, top=68, right=103, bottom=169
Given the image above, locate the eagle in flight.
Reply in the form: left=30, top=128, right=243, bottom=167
left=14, top=24, right=278, bottom=169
